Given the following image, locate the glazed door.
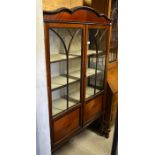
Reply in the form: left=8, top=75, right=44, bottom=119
left=109, top=0, right=118, bottom=62
left=85, top=27, right=108, bottom=100
left=47, top=24, right=84, bottom=117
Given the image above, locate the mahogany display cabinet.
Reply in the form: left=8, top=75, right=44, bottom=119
left=43, top=6, right=112, bottom=151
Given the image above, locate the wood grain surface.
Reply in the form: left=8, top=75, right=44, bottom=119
left=107, top=63, right=118, bottom=94
left=84, top=94, right=103, bottom=122
left=53, top=108, right=80, bottom=143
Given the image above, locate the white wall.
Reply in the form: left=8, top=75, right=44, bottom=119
left=36, top=0, right=51, bottom=154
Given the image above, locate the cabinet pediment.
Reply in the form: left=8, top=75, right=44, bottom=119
left=43, top=6, right=112, bottom=25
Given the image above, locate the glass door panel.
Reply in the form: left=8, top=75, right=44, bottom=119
left=69, top=58, right=81, bottom=106
left=49, top=28, right=82, bottom=116
left=86, top=28, right=108, bottom=100
left=109, top=0, right=118, bottom=62
left=68, top=28, right=82, bottom=107
left=52, top=86, right=67, bottom=116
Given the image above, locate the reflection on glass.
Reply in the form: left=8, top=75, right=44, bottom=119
left=86, top=28, right=107, bottom=99
left=109, top=0, right=118, bottom=62
left=49, top=28, right=82, bottom=116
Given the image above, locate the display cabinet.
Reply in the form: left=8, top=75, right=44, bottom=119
left=43, top=6, right=112, bottom=151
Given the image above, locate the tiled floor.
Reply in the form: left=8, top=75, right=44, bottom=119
left=54, top=127, right=114, bottom=155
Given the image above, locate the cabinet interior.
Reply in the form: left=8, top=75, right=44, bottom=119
left=49, top=27, right=108, bottom=116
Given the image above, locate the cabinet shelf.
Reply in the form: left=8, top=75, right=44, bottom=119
left=51, top=68, right=101, bottom=90
left=87, top=68, right=102, bottom=77
left=69, top=50, right=103, bottom=56
left=53, top=98, right=77, bottom=111
left=51, top=75, right=79, bottom=90
left=68, top=68, right=101, bottom=79
left=52, top=91, right=80, bottom=116
left=52, top=86, right=99, bottom=116
left=50, top=50, right=104, bottom=63
left=52, top=108, right=62, bottom=116
left=50, top=53, right=79, bottom=63
left=86, top=86, right=100, bottom=98
left=87, top=50, right=103, bottom=55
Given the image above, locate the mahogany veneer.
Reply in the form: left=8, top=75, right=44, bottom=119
left=84, top=94, right=103, bottom=123
left=53, top=108, right=80, bottom=143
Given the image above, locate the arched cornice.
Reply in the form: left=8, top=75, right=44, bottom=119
left=43, top=6, right=112, bottom=25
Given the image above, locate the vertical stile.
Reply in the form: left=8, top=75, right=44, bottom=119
left=94, top=29, right=99, bottom=95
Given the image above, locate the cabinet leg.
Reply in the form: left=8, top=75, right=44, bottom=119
left=100, top=121, right=111, bottom=138
left=101, top=128, right=110, bottom=138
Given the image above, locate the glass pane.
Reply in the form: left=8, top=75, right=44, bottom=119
left=86, top=28, right=107, bottom=99
left=109, top=0, right=118, bottom=62
left=49, top=28, right=82, bottom=116
left=52, top=86, right=67, bottom=116
left=51, top=61, right=67, bottom=90
left=69, top=58, right=81, bottom=106
left=49, top=28, right=80, bottom=63
left=96, top=54, right=106, bottom=90
left=68, top=28, right=82, bottom=107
